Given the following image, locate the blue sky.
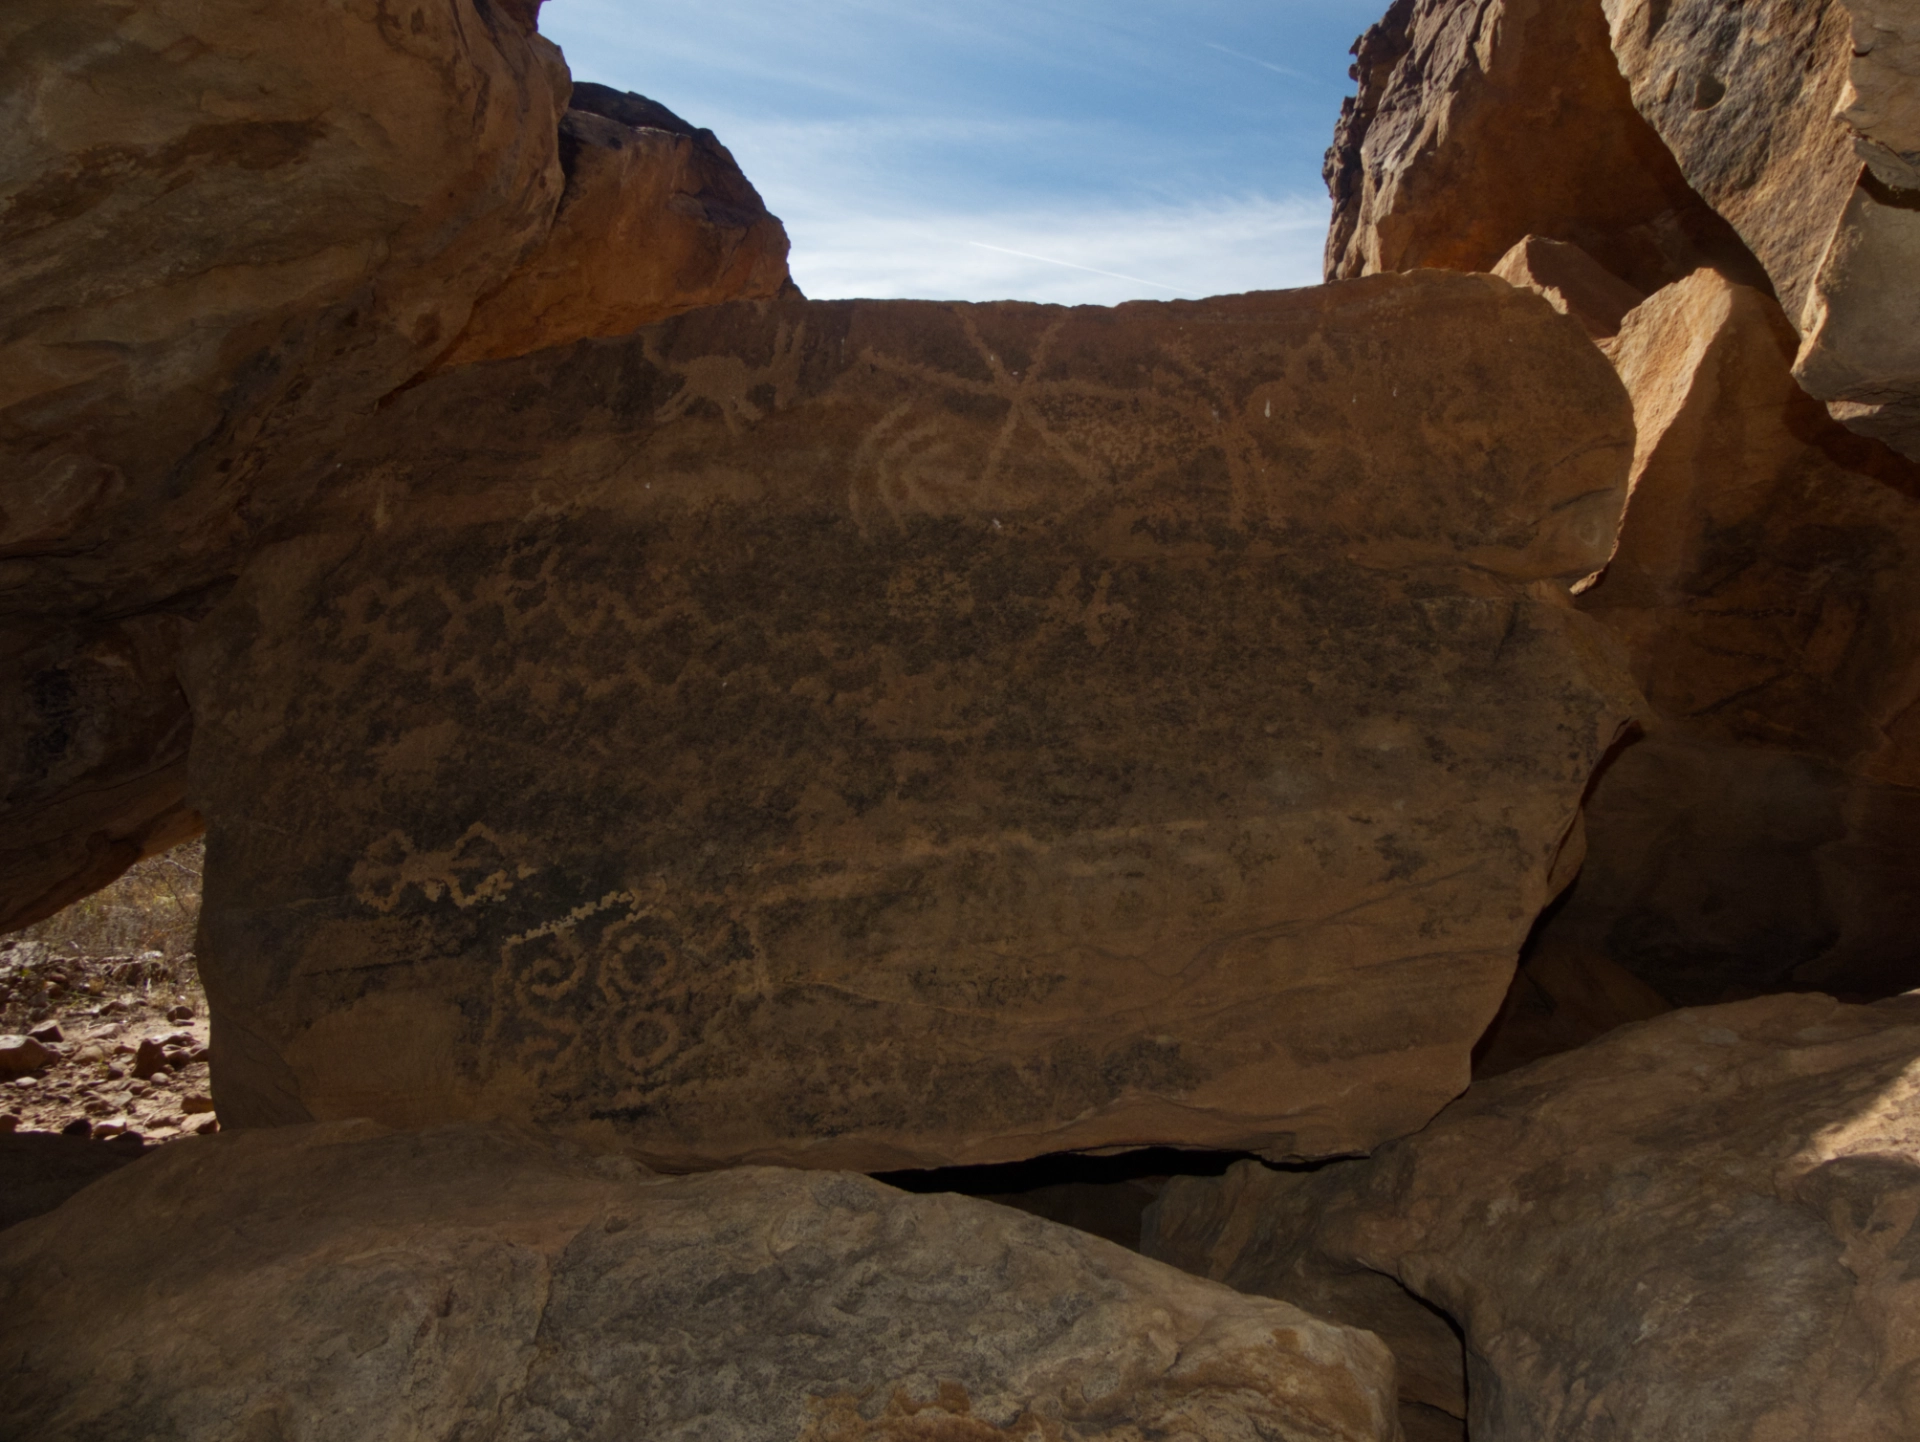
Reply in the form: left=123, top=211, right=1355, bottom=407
left=539, top=1, right=1384, bottom=303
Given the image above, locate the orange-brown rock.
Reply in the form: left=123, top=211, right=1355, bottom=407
left=1147, top=993, right=1920, bottom=1442
left=0, top=5, right=787, bottom=933
left=180, top=275, right=1641, bottom=1170
left=0, top=0, right=570, bottom=928
left=0, top=0, right=569, bottom=626
left=1324, top=0, right=1763, bottom=294
left=1527, top=268, right=1920, bottom=1007
left=1491, top=236, right=1646, bottom=344
left=0, top=1120, right=1404, bottom=1441
left=1471, top=932, right=1670, bottom=1078
left=1589, top=271, right=1920, bottom=773
left=1602, top=0, right=1920, bottom=459
left=440, top=84, right=791, bottom=368
left=1145, top=1152, right=1470, bottom=1440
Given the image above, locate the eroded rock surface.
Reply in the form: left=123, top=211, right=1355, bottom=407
left=1147, top=994, right=1920, bottom=1442
left=0, top=5, right=788, bottom=934
left=0, top=0, right=569, bottom=625
left=0, top=0, right=566, bottom=929
left=0, top=1120, right=1403, bottom=1442
left=1491, top=235, right=1646, bottom=344
left=1324, top=0, right=1763, bottom=293
left=1603, top=0, right=1920, bottom=458
left=1528, top=268, right=1920, bottom=1008
left=0, top=1130, right=146, bottom=1233
left=443, top=84, right=791, bottom=367
left=0, top=614, right=202, bottom=931
left=181, top=275, right=1640, bottom=1170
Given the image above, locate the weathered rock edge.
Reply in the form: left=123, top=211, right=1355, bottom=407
left=0, top=1120, right=1402, bottom=1442
left=1146, top=993, right=1920, bottom=1441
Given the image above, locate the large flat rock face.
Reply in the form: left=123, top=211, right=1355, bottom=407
left=1145, top=994, right=1920, bottom=1442
left=182, top=275, right=1640, bottom=1170
left=0, top=0, right=566, bottom=933
left=0, top=1121, right=1401, bottom=1442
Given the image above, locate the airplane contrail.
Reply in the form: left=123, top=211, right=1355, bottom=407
left=967, top=241, right=1182, bottom=293
left=1205, top=40, right=1317, bottom=84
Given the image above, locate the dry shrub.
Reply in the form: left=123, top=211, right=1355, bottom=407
left=18, top=840, right=204, bottom=965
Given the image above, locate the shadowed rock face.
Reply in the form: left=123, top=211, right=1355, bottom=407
left=0, top=0, right=569, bottom=629
left=0, top=1121, right=1403, bottom=1442
left=0, top=0, right=567, bottom=930
left=0, top=5, right=787, bottom=934
left=1145, top=993, right=1920, bottom=1442
left=180, top=274, right=1641, bottom=1170
left=1526, top=270, right=1920, bottom=1008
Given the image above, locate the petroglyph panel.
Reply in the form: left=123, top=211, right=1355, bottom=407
left=185, top=275, right=1641, bottom=1168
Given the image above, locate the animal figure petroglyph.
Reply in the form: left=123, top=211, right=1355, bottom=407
left=647, top=318, right=806, bottom=433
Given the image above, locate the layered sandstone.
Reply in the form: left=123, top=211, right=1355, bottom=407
left=180, top=275, right=1640, bottom=1169
left=1147, top=994, right=1920, bottom=1441
left=0, top=0, right=568, bottom=624
left=1329, top=0, right=1920, bottom=459
left=0, top=1120, right=1402, bottom=1441
left=1490, top=235, right=1646, bottom=345
left=0, top=0, right=564, bottom=929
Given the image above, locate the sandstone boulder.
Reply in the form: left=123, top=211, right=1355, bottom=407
left=1147, top=993, right=1920, bottom=1441
left=0, top=1129, right=145, bottom=1233
left=1491, top=235, right=1646, bottom=344
left=442, top=84, right=791, bottom=368
left=181, top=274, right=1641, bottom=1169
left=0, top=0, right=569, bottom=927
left=0, top=0, right=569, bottom=625
left=0, top=1120, right=1403, bottom=1441
left=1602, top=0, right=1920, bottom=458
left=0, top=4, right=791, bottom=932
left=1530, top=268, right=1920, bottom=1007
left=0, top=1035, right=53, bottom=1075
left=1324, top=0, right=1763, bottom=294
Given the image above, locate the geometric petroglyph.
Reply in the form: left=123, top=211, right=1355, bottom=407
left=349, top=824, right=537, bottom=912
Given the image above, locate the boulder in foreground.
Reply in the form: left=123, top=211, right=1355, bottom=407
left=1146, top=993, right=1920, bottom=1441
left=182, top=275, right=1641, bottom=1169
left=0, top=1120, right=1401, bottom=1442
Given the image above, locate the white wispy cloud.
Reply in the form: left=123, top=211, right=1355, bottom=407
left=543, top=3, right=1345, bottom=306
left=779, top=194, right=1331, bottom=305
left=688, top=109, right=1332, bottom=305
left=966, top=242, right=1184, bottom=295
